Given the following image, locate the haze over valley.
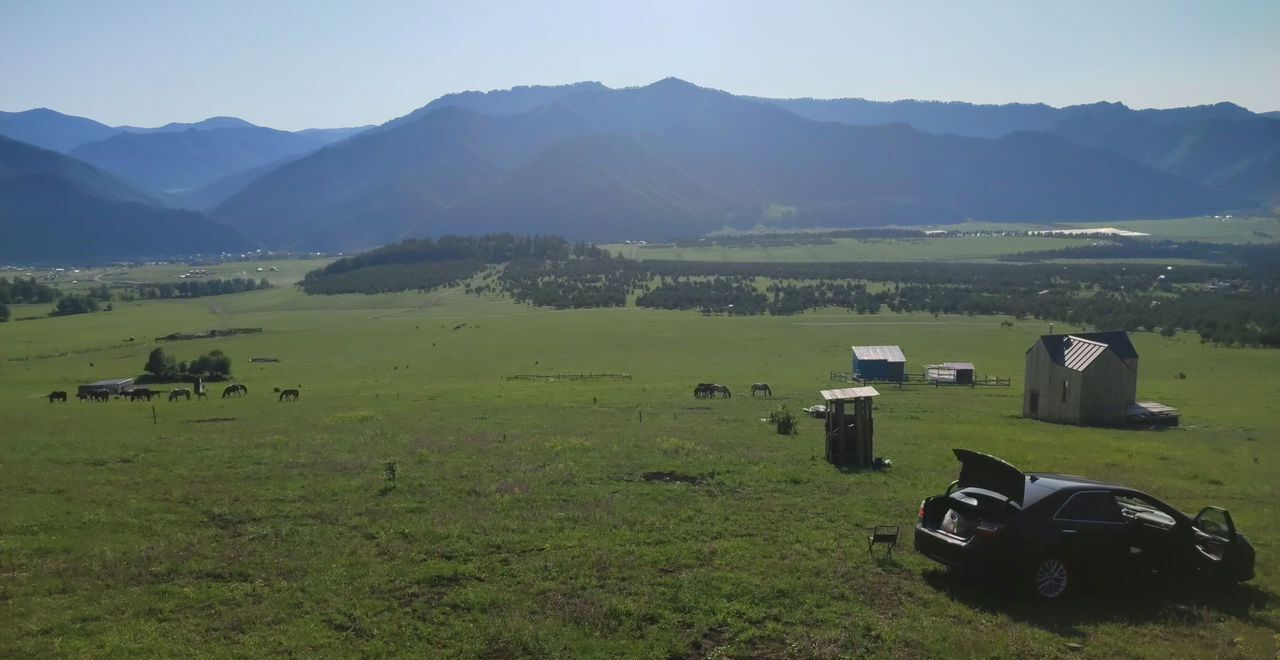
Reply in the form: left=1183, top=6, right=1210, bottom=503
left=2, top=79, right=1276, bottom=259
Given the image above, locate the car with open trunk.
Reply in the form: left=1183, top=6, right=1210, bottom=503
left=915, top=449, right=1254, bottom=599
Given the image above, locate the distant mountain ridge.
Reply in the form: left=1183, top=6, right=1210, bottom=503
left=69, top=125, right=352, bottom=194
left=214, top=78, right=1244, bottom=252
left=0, top=135, right=252, bottom=263
left=0, top=109, right=370, bottom=208
left=761, top=97, right=1280, bottom=203
left=0, top=108, right=120, bottom=153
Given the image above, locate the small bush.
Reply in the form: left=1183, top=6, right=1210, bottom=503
left=769, top=405, right=798, bottom=436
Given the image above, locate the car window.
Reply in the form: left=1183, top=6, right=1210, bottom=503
left=1054, top=491, right=1124, bottom=523
left=1115, top=494, right=1178, bottom=528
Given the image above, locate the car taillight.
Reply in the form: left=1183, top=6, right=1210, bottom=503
left=918, top=501, right=926, bottom=521
left=975, top=522, right=1004, bottom=537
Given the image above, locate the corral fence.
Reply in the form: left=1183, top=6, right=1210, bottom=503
left=830, top=371, right=1011, bottom=388
left=507, top=373, right=632, bottom=381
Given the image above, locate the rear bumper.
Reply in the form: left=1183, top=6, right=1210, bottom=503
left=914, top=524, right=971, bottom=568
left=914, top=524, right=1007, bottom=573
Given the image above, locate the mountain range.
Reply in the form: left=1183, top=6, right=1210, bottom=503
left=0, top=79, right=1276, bottom=261
left=0, top=108, right=370, bottom=207
left=211, top=79, right=1254, bottom=251
left=0, top=136, right=252, bottom=263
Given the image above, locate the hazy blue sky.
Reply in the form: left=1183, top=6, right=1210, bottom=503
left=2, top=0, right=1277, bottom=130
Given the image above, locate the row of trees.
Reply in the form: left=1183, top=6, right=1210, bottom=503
left=300, top=260, right=484, bottom=295
left=498, top=258, right=646, bottom=309
left=0, top=277, right=60, bottom=304
left=306, top=234, right=615, bottom=281
left=144, top=347, right=232, bottom=380
left=133, top=277, right=272, bottom=299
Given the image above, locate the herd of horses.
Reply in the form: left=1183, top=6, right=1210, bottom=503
left=692, top=382, right=773, bottom=399
left=47, top=384, right=302, bottom=403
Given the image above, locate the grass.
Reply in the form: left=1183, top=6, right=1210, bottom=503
left=604, top=216, right=1280, bottom=264
left=609, top=236, right=1096, bottom=262
left=1, top=263, right=1278, bottom=657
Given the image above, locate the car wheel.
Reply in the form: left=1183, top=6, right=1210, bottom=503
left=1032, top=557, right=1071, bottom=600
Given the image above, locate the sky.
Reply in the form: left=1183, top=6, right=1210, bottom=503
left=2, top=0, right=1278, bottom=130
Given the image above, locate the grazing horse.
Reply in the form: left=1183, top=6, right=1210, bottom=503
left=47, top=390, right=68, bottom=403
left=89, top=388, right=110, bottom=402
left=168, top=388, right=192, bottom=402
left=222, top=384, right=247, bottom=398
left=127, top=388, right=154, bottom=402
left=751, top=383, right=772, bottom=397
left=278, top=388, right=300, bottom=402
left=695, top=383, right=731, bottom=399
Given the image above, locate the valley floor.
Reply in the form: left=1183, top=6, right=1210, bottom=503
left=1, top=272, right=1277, bottom=657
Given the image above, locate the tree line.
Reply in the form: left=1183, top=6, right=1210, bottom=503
left=292, top=232, right=1280, bottom=348
left=144, top=347, right=232, bottom=380
left=132, top=277, right=272, bottom=299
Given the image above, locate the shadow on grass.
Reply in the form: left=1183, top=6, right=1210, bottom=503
left=922, top=567, right=1275, bottom=638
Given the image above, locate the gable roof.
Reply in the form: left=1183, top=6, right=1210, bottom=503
left=852, top=345, right=906, bottom=362
left=1032, top=331, right=1138, bottom=371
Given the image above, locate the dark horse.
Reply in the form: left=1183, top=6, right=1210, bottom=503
left=222, top=384, right=247, bottom=398
left=169, top=388, right=192, bottom=402
left=694, top=383, right=731, bottom=399
left=47, top=390, right=68, bottom=403
left=751, top=383, right=772, bottom=397
left=88, top=388, right=110, bottom=402
left=127, top=388, right=155, bottom=402
left=279, top=388, right=300, bottom=402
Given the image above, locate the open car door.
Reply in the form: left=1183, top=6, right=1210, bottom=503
left=1191, top=507, right=1253, bottom=581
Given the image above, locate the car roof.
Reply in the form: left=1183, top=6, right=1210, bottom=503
left=1026, top=472, right=1124, bottom=490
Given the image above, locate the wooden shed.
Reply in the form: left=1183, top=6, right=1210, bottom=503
left=1023, top=332, right=1138, bottom=426
left=851, top=346, right=906, bottom=382
left=944, top=362, right=975, bottom=384
left=820, top=386, right=880, bottom=467
left=925, top=362, right=976, bottom=384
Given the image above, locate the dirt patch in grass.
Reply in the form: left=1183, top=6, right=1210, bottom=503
left=640, top=471, right=715, bottom=486
left=186, top=417, right=237, bottom=424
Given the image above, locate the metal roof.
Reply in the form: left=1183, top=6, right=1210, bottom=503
left=820, top=386, right=881, bottom=401
left=942, top=362, right=975, bottom=371
left=85, top=378, right=134, bottom=386
left=851, top=345, right=906, bottom=362
left=1062, top=336, right=1109, bottom=371
left=1034, top=331, right=1138, bottom=371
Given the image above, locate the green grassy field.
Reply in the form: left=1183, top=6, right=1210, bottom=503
left=610, top=236, right=1096, bottom=262
left=605, top=216, right=1280, bottom=264
left=2, top=265, right=1278, bottom=657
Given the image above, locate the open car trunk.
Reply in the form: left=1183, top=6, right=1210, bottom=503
left=920, top=450, right=1025, bottom=540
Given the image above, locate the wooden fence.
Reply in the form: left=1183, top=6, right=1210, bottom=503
left=507, top=373, right=632, bottom=381
left=830, top=371, right=1010, bottom=388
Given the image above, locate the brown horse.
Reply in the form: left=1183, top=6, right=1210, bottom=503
left=127, top=388, right=155, bottom=402
left=88, top=389, right=110, bottom=402
left=47, top=390, right=68, bottom=403
left=278, top=388, right=300, bottom=402
left=168, top=388, right=192, bottom=402
left=222, top=384, right=247, bottom=398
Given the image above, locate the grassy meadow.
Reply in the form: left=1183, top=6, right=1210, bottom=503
left=2, top=261, right=1279, bottom=657
left=606, top=216, right=1280, bottom=264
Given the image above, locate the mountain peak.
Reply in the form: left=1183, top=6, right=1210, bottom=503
left=648, top=77, right=699, bottom=89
